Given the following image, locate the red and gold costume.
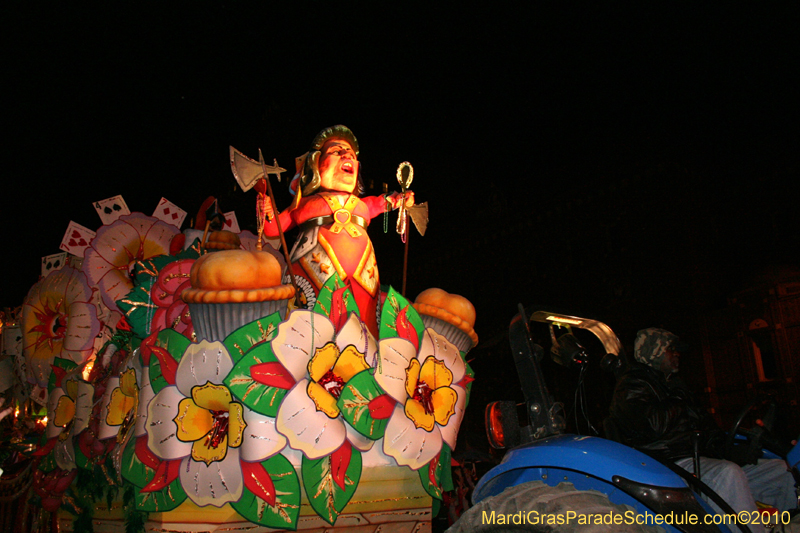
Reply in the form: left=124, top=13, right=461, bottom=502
left=264, top=191, right=387, bottom=336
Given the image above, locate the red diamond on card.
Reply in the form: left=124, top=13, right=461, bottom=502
left=163, top=207, right=171, bottom=215
left=172, top=212, right=178, bottom=220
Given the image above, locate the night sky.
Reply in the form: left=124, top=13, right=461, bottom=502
left=4, top=3, right=799, bottom=345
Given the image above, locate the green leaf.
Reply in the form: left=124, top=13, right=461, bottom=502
left=230, top=454, right=301, bottom=529
left=38, top=450, right=57, bottom=473
left=302, top=445, right=362, bottom=525
left=378, top=287, right=424, bottom=346
left=117, top=282, right=157, bottom=340
left=336, top=370, right=390, bottom=440
left=313, top=274, right=356, bottom=318
left=222, top=313, right=282, bottom=363
left=223, top=342, right=288, bottom=417
left=74, top=441, right=90, bottom=471
left=48, top=357, right=78, bottom=391
left=134, top=475, right=186, bottom=513
left=175, top=239, right=202, bottom=260
left=418, top=443, right=451, bottom=500
left=148, top=329, right=190, bottom=395
left=120, top=438, right=149, bottom=488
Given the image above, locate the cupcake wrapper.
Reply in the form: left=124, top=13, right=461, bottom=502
left=419, top=315, right=473, bottom=354
left=189, top=300, right=289, bottom=342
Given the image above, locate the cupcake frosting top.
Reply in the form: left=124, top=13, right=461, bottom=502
left=182, top=249, right=294, bottom=303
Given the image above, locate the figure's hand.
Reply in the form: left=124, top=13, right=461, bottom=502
left=258, top=193, right=275, bottom=221
left=388, top=191, right=415, bottom=210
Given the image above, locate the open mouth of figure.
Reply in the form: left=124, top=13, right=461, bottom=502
left=341, top=161, right=354, bottom=174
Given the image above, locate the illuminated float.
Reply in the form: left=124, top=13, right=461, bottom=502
left=8, top=125, right=476, bottom=532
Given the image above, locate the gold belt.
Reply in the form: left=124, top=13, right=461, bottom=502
left=300, top=212, right=368, bottom=232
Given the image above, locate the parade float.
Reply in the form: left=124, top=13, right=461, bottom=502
left=0, top=125, right=477, bottom=532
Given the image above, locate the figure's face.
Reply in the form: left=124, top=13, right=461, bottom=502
left=660, top=346, right=681, bottom=374
left=318, top=138, right=359, bottom=193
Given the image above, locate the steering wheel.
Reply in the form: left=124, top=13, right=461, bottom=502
left=723, top=394, right=776, bottom=465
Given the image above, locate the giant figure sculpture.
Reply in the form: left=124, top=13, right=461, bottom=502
left=262, top=125, right=413, bottom=337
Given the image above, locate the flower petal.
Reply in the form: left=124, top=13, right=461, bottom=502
left=307, top=379, right=340, bottom=418
left=174, top=397, right=213, bottom=442
left=179, top=448, right=243, bottom=507
left=147, top=386, right=192, bottom=460
left=272, top=310, right=334, bottom=381
left=228, top=402, right=245, bottom=448
left=405, top=358, right=421, bottom=399
left=332, top=345, right=370, bottom=383
left=54, top=437, right=77, bottom=471
left=135, top=366, right=154, bottom=437
left=46, top=388, right=66, bottom=439
left=175, top=340, right=234, bottom=396
left=376, top=337, right=417, bottom=403
left=191, top=434, right=228, bottom=465
left=404, top=398, right=435, bottom=432
left=382, top=405, right=442, bottom=470
left=275, top=379, right=345, bottom=459
left=239, top=408, right=286, bottom=462
left=191, top=382, right=233, bottom=412
left=346, top=422, right=375, bottom=452
left=73, top=379, right=94, bottom=435
left=335, top=313, right=378, bottom=366
left=431, top=387, right=458, bottom=427
left=307, top=343, right=339, bottom=383
left=63, top=302, right=101, bottom=352
left=419, top=356, right=453, bottom=390
left=420, top=329, right=465, bottom=383
left=53, top=395, right=76, bottom=428
left=438, top=385, right=467, bottom=450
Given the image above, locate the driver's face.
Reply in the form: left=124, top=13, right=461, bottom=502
left=318, top=139, right=358, bottom=193
left=661, top=346, right=680, bottom=373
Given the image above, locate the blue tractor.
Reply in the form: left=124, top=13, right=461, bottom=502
left=448, top=306, right=799, bottom=532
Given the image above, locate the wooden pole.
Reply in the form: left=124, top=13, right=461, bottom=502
left=258, top=149, right=302, bottom=308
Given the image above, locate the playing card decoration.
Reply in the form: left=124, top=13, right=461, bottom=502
left=22, top=265, right=102, bottom=386
left=59, top=221, right=96, bottom=257
left=223, top=211, right=240, bottom=234
left=94, top=195, right=131, bottom=225
left=84, top=212, right=179, bottom=312
left=41, top=252, right=68, bottom=278
left=152, top=197, right=187, bottom=228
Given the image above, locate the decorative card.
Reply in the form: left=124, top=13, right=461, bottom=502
left=41, top=252, right=68, bottom=277
left=93, top=195, right=130, bottom=225
left=153, top=197, right=187, bottom=228
left=59, top=221, right=96, bottom=257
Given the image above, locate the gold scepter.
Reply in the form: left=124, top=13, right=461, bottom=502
left=395, top=162, right=428, bottom=296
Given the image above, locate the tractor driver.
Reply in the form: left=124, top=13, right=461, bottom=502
left=608, top=328, right=796, bottom=530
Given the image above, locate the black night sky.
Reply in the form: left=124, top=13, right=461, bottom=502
left=4, top=3, right=800, bottom=416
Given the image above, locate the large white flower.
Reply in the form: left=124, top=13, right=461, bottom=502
left=22, top=266, right=101, bottom=386
left=84, top=212, right=178, bottom=312
left=375, top=328, right=467, bottom=470
left=273, top=310, right=378, bottom=459
left=144, top=340, right=286, bottom=507
left=45, top=368, right=94, bottom=471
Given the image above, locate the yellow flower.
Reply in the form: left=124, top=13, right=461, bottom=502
left=306, top=342, right=370, bottom=418
left=403, top=356, right=458, bottom=432
left=53, top=379, right=78, bottom=432
left=106, top=368, right=139, bottom=426
left=174, top=383, right=246, bottom=465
